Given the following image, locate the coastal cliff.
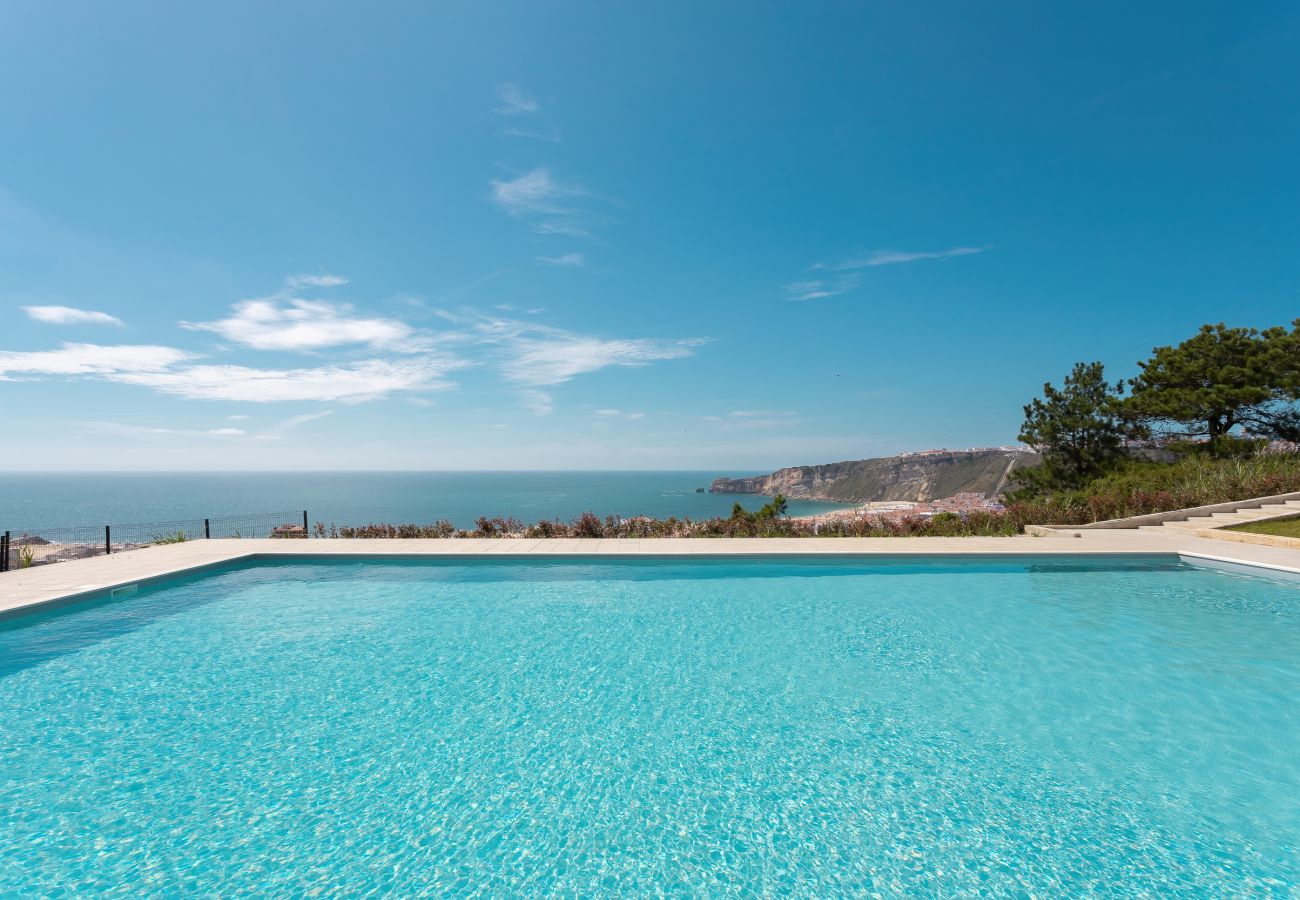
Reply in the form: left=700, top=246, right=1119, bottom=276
left=709, top=448, right=1039, bottom=502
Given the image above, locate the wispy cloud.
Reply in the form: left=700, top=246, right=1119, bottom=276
left=441, top=311, right=705, bottom=415
left=489, top=167, right=601, bottom=237
left=536, top=252, right=586, bottom=267
left=492, top=83, right=561, bottom=140
left=270, top=410, right=334, bottom=431
left=2, top=276, right=699, bottom=414
left=22, top=305, right=123, bottom=326
left=503, top=125, right=562, bottom=143
left=495, top=82, right=540, bottom=115
left=500, top=330, right=702, bottom=388
left=703, top=409, right=800, bottom=430
left=0, top=343, right=189, bottom=377
left=519, top=389, right=555, bottom=415
left=819, top=246, right=989, bottom=270
left=784, top=275, right=859, bottom=302
left=110, top=357, right=464, bottom=404
left=89, top=422, right=248, bottom=439
left=593, top=408, right=646, bottom=420
left=0, top=338, right=463, bottom=403
left=490, top=167, right=576, bottom=216
left=285, top=273, right=348, bottom=289
left=183, top=299, right=415, bottom=352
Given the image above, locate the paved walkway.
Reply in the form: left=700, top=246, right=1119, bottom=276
left=1145, top=498, right=1300, bottom=532
left=4, top=531, right=1300, bottom=619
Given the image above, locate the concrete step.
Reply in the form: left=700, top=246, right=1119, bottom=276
left=1222, top=508, right=1300, bottom=522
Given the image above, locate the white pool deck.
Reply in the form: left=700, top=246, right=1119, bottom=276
left=5, top=529, right=1300, bottom=619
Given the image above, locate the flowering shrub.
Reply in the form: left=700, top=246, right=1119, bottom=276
left=318, top=509, right=1023, bottom=539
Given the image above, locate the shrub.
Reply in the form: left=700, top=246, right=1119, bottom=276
left=572, top=512, right=605, bottom=538
left=1007, top=452, right=1300, bottom=525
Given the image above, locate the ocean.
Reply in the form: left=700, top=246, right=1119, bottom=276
left=0, top=472, right=850, bottom=532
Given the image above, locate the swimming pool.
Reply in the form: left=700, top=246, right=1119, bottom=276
left=1, top=555, right=1296, bottom=894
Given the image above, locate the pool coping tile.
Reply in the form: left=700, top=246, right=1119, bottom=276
left=5, top=531, right=1300, bottom=618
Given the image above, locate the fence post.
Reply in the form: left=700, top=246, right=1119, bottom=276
left=1, top=531, right=8, bottom=573
left=205, top=518, right=211, bottom=540
left=105, top=525, right=111, bottom=556
left=303, top=510, right=309, bottom=538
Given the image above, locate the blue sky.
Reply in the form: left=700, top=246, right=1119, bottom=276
left=1, top=1, right=1297, bottom=470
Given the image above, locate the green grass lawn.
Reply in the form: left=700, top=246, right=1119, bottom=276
left=1228, top=516, right=1300, bottom=538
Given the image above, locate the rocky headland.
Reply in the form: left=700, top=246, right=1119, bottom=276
left=709, top=448, right=1039, bottom=503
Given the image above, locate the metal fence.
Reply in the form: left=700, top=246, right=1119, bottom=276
left=1, top=510, right=309, bottom=573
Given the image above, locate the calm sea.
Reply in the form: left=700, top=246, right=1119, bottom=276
left=0, top=472, right=849, bottom=531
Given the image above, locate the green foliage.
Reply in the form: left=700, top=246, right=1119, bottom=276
left=1227, top=516, right=1300, bottom=539
left=151, top=531, right=188, bottom=545
left=1007, top=451, right=1300, bottom=525
left=1014, top=361, right=1128, bottom=495
left=756, top=493, right=788, bottom=519
left=1123, top=321, right=1300, bottom=447
left=16, top=545, right=34, bottom=568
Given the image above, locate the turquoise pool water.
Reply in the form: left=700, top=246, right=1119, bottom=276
left=1, top=556, right=1297, bottom=895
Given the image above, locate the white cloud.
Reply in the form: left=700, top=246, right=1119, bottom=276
left=22, top=305, right=123, bottom=326
left=501, top=332, right=703, bottom=387
left=90, top=422, right=248, bottom=439
left=183, top=299, right=414, bottom=351
left=495, top=83, right=540, bottom=114
left=784, top=275, right=859, bottom=302
left=0, top=342, right=189, bottom=377
left=519, top=389, right=555, bottom=415
left=490, top=168, right=574, bottom=217
left=531, top=220, right=593, bottom=238
left=595, top=408, right=645, bottom=420
left=504, top=126, right=562, bottom=143
left=823, top=246, right=988, bottom=270
left=270, top=410, right=334, bottom=431
left=537, top=252, right=586, bottom=267
left=698, top=410, right=800, bottom=430
left=489, top=167, right=599, bottom=237
left=436, top=312, right=703, bottom=415
left=2, top=276, right=698, bottom=416
left=109, top=357, right=462, bottom=404
left=285, top=273, right=348, bottom=288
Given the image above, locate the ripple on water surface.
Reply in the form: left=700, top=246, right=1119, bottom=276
left=0, top=557, right=1297, bottom=895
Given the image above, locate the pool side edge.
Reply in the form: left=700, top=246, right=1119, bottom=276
left=5, top=534, right=1300, bottom=620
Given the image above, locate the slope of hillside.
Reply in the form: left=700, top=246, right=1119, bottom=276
left=709, top=449, right=1039, bottom=502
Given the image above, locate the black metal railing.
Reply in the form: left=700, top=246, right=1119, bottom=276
left=0, top=510, right=308, bottom=573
